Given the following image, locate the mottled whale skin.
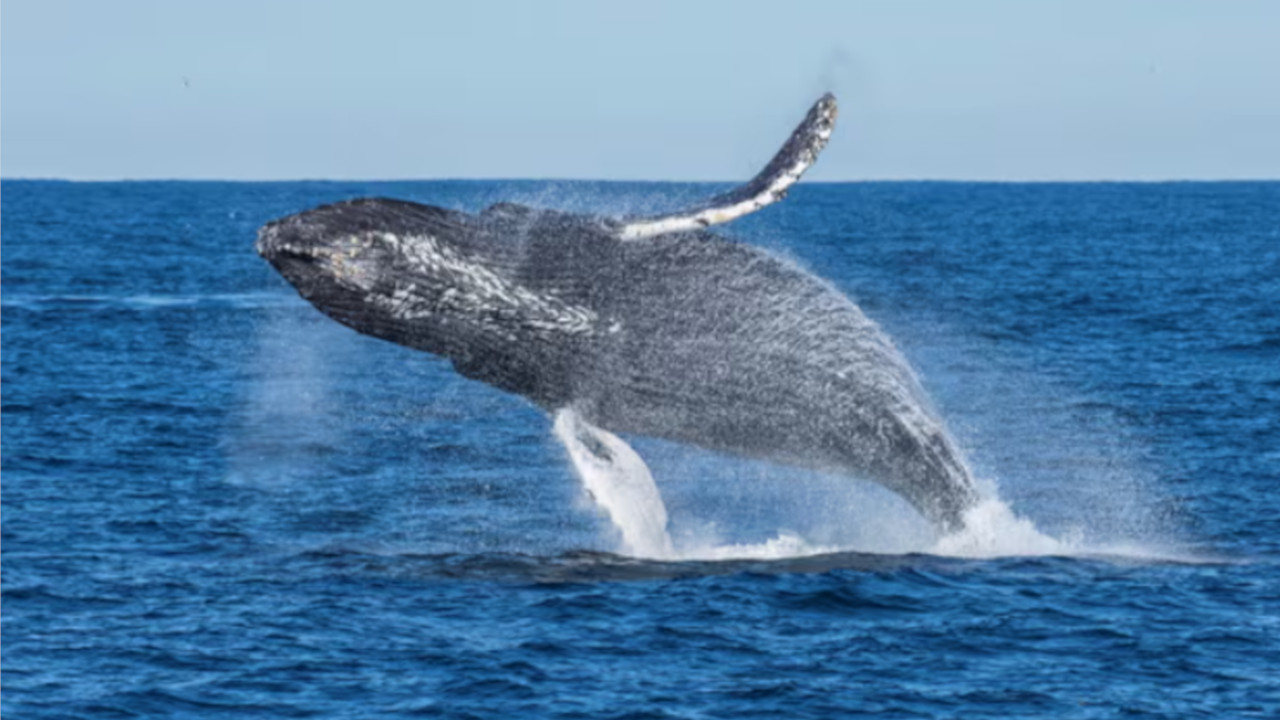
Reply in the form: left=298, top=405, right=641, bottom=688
left=256, top=95, right=979, bottom=531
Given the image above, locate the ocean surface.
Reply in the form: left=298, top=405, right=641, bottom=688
left=3, top=179, right=1278, bottom=718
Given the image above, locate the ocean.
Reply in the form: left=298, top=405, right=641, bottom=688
left=3, top=179, right=1278, bottom=717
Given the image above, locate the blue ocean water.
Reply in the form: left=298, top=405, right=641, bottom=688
left=3, top=179, right=1278, bottom=718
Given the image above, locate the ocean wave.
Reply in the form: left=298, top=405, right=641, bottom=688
left=0, top=292, right=296, bottom=312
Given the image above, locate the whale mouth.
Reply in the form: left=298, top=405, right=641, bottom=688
left=256, top=222, right=325, bottom=263
left=256, top=224, right=358, bottom=305
left=262, top=244, right=318, bottom=263
left=257, top=238, right=323, bottom=285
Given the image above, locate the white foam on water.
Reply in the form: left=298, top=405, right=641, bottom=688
left=676, top=531, right=839, bottom=561
left=929, top=497, right=1069, bottom=558
left=929, top=494, right=1213, bottom=564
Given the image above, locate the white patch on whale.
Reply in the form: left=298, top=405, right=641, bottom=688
left=360, top=231, right=602, bottom=339
left=618, top=94, right=838, bottom=240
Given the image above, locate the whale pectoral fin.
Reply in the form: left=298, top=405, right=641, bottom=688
left=616, top=93, right=838, bottom=240
left=552, top=409, right=673, bottom=558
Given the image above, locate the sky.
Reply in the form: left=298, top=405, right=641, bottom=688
left=2, top=0, right=1278, bottom=181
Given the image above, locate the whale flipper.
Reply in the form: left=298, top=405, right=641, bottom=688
left=553, top=408, right=673, bottom=558
left=617, top=93, right=838, bottom=240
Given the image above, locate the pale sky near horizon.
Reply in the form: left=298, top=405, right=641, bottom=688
left=2, top=0, right=1277, bottom=181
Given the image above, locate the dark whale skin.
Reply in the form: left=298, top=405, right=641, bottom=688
left=258, top=198, right=978, bottom=531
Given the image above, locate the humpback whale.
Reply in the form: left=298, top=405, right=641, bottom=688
left=256, top=94, right=980, bottom=532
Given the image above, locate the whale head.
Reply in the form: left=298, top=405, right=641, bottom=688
left=256, top=197, right=606, bottom=404
left=257, top=199, right=482, bottom=353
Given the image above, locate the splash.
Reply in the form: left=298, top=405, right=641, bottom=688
left=554, top=408, right=1191, bottom=563
left=929, top=497, right=1069, bottom=558
left=226, top=307, right=359, bottom=489
left=929, top=496, right=1206, bottom=563
left=557, top=408, right=1014, bottom=561
left=675, top=532, right=840, bottom=562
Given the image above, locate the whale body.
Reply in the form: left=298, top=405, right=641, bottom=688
left=256, top=95, right=980, bottom=531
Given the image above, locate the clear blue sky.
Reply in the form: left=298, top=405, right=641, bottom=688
left=3, top=0, right=1277, bottom=180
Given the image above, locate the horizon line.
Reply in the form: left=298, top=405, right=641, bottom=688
left=3, top=175, right=1277, bottom=184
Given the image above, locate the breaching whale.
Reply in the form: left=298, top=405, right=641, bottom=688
left=256, top=94, right=980, bottom=532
